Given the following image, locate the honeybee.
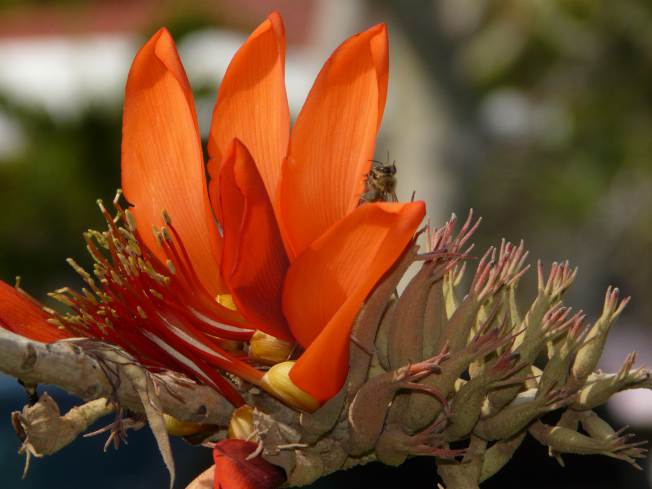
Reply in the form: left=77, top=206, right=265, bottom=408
left=360, top=153, right=398, bottom=203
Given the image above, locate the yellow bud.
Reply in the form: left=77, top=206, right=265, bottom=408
left=163, top=414, right=212, bottom=437
left=216, top=294, right=238, bottom=311
left=249, top=330, right=293, bottom=365
left=228, top=405, right=255, bottom=440
left=261, top=361, right=320, bottom=412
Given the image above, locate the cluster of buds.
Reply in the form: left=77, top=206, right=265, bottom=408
left=210, top=212, right=650, bottom=488
left=5, top=211, right=651, bottom=489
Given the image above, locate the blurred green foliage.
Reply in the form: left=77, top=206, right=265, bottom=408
left=464, top=1, right=652, bottom=317
left=384, top=0, right=652, bottom=318
left=0, top=89, right=226, bottom=305
left=0, top=97, right=121, bottom=297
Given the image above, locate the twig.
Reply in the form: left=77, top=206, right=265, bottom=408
left=0, top=329, right=234, bottom=426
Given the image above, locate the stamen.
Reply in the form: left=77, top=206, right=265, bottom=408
left=217, top=294, right=238, bottom=311
left=48, top=196, right=262, bottom=405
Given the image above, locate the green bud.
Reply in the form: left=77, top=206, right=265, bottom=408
left=572, top=287, right=629, bottom=382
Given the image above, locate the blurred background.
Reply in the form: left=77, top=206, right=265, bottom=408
left=0, top=0, right=651, bottom=487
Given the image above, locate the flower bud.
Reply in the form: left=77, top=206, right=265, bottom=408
left=261, top=361, right=319, bottom=412
left=249, top=330, right=293, bottom=365
left=228, top=405, right=255, bottom=440
left=163, top=414, right=212, bottom=437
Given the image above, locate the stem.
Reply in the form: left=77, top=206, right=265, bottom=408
left=437, top=459, right=482, bottom=489
left=0, top=329, right=234, bottom=426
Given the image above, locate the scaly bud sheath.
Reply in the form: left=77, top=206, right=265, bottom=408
left=475, top=388, right=564, bottom=441
left=434, top=290, right=482, bottom=356
left=384, top=258, right=445, bottom=435
left=374, top=295, right=397, bottom=371
left=545, top=409, right=585, bottom=464
left=248, top=331, right=293, bottom=366
left=513, top=261, right=577, bottom=358
left=536, top=314, right=587, bottom=398
left=346, top=354, right=447, bottom=456
left=580, top=411, right=618, bottom=440
left=572, top=352, right=648, bottom=409
left=443, top=352, right=521, bottom=441
left=577, top=411, right=648, bottom=466
left=417, top=214, right=479, bottom=362
left=434, top=241, right=528, bottom=357
left=375, top=417, right=461, bottom=466
left=487, top=263, right=577, bottom=412
left=422, top=278, right=447, bottom=359
left=435, top=248, right=496, bottom=353
left=443, top=264, right=462, bottom=318
left=261, top=362, right=320, bottom=412
left=479, top=432, right=526, bottom=483
left=529, top=420, right=647, bottom=466
left=387, top=261, right=436, bottom=369
left=404, top=327, right=511, bottom=432
left=572, top=286, right=630, bottom=382
left=506, top=283, right=522, bottom=329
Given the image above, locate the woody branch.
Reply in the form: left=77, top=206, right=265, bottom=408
left=0, top=328, right=235, bottom=427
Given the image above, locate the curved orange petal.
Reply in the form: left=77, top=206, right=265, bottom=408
left=0, top=281, right=70, bottom=343
left=369, top=26, right=389, bottom=129
left=208, top=12, right=289, bottom=221
left=212, top=439, right=285, bottom=489
left=217, top=140, right=292, bottom=340
left=284, top=201, right=425, bottom=402
left=122, top=28, right=225, bottom=296
left=279, top=24, right=389, bottom=260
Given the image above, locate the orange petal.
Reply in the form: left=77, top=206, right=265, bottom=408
left=284, top=201, right=425, bottom=402
left=279, top=24, right=389, bottom=260
left=0, top=281, right=70, bottom=343
left=208, top=12, right=289, bottom=220
left=217, top=140, right=292, bottom=341
left=369, top=25, right=389, bottom=129
left=122, top=28, right=225, bottom=296
left=212, top=439, right=285, bottom=489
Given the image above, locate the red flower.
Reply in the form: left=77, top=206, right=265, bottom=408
left=0, top=13, right=425, bottom=407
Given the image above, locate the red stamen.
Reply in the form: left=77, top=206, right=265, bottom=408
left=49, top=196, right=265, bottom=405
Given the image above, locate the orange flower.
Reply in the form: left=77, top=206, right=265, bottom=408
left=0, top=13, right=425, bottom=407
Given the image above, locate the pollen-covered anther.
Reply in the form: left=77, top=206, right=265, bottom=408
left=261, top=361, right=320, bottom=412
left=216, top=294, right=237, bottom=311
left=249, top=330, right=293, bottom=366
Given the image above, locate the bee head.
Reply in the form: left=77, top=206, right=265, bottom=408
left=371, top=159, right=397, bottom=176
